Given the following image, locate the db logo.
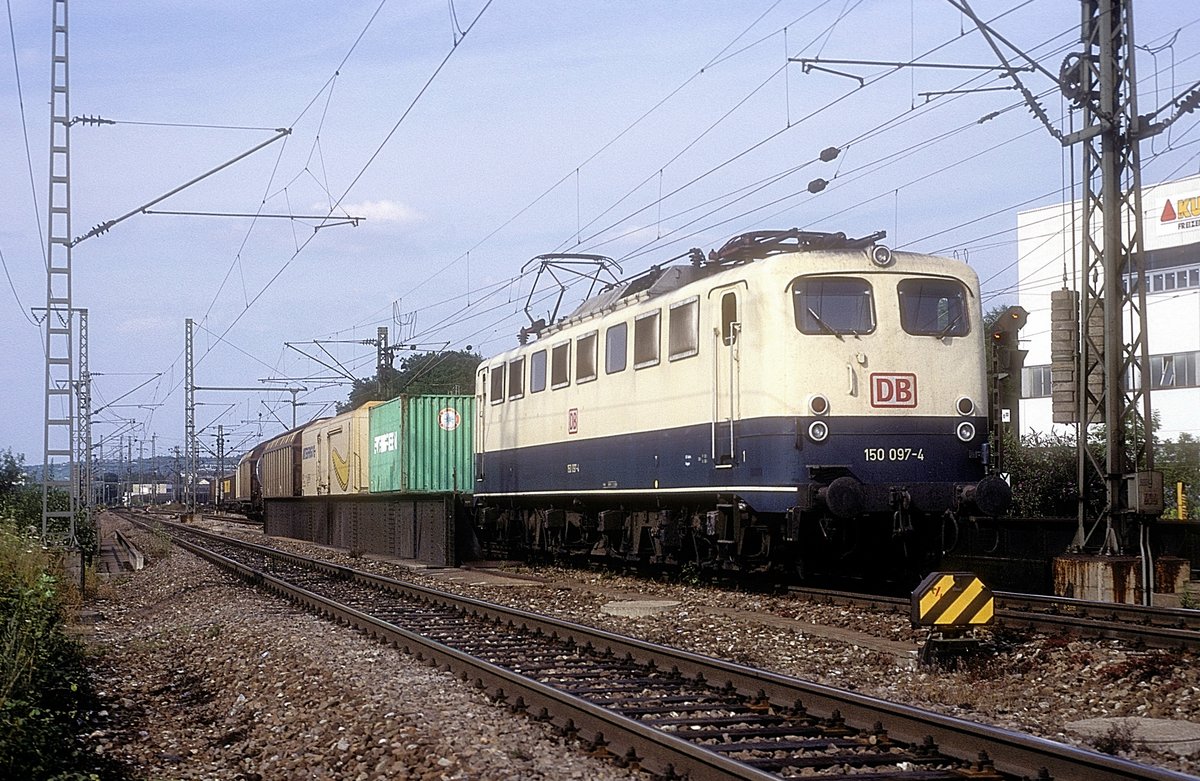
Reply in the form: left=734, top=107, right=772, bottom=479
left=870, top=373, right=917, bottom=408
left=568, top=408, right=579, bottom=435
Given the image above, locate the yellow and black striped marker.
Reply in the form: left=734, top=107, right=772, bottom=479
left=911, top=572, right=994, bottom=628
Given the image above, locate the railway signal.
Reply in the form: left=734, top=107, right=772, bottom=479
left=989, top=305, right=1028, bottom=372
left=989, top=305, right=1028, bottom=473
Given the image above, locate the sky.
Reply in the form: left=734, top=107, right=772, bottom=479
left=3, top=0, right=1200, bottom=466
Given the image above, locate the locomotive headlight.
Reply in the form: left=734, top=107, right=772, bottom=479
left=870, top=244, right=895, bottom=267
left=956, top=396, right=976, bottom=416
left=808, top=394, right=830, bottom=416
left=808, top=420, right=829, bottom=442
left=956, top=421, right=976, bottom=442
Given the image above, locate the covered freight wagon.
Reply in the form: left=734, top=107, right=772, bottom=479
left=368, top=395, right=474, bottom=494
left=261, top=422, right=322, bottom=499
left=301, top=402, right=381, bottom=496
left=234, top=440, right=269, bottom=507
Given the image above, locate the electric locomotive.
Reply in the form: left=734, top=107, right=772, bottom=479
left=473, top=229, right=1010, bottom=577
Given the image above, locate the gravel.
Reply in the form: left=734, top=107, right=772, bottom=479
left=83, top=512, right=1200, bottom=778
left=84, top=518, right=648, bottom=781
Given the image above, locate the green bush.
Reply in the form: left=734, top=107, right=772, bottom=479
left=0, top=449, right=122, bottom=780
left=0, top=527, right=100, bottom=779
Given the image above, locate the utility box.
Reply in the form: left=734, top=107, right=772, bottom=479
left=1126, top=471, right=1165, bottom=515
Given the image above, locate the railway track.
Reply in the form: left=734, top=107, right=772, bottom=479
left=132, top=507, right=261, bottom=526
left=789, top=586, right=1200, bottom=652
left=121, top=513, right=1187, bottom=781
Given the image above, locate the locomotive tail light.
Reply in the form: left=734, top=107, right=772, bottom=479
left=956, top=396, right=975, bottom=416
left=808, top=420, right=829, bottom=442
left=956, top=421, right=976, bottom=442
left=808, top=394, right=830, bottom=416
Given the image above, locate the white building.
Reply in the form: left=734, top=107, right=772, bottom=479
left=1017, top=173, right=1200, bottom=441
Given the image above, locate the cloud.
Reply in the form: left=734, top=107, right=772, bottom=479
left=335, top=200, right=423, bottom=225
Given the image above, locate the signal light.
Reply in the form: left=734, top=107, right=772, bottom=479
left=990, top=306, right=1027, bottom=370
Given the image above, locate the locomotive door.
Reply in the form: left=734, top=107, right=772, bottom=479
left=710, top=284, right=744, bottom=467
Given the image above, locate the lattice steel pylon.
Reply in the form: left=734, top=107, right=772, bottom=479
left=1063, top=0, right=1157, bottom=572
left=41, top=0, right=77, bottom=544
left=956, top=0, right=1162, bottom=603
left=185, top=318, right=197, bottom=515
left=74, top=308, right=93, bottom=539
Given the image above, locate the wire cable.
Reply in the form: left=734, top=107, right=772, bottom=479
left=6, top=0, right=47, bottom=272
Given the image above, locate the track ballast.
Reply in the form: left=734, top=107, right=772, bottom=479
left=127, top=514, right=1191, bottom=781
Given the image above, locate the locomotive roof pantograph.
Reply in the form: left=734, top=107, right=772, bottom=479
left=518, top=253, right=623, bottom=344
left=523, top=229, right=895, bottom=343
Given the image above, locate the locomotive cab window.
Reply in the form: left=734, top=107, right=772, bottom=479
left=530, top=349, right=547, bottom=393
left=507, top=356, right=525, bottom=399
left=793, top=277, right=875, bottom=336
left=489, top=363, right=505, bottom=405
left=669, top=297, right=699, bottom=360
left=606, top=323, right=627, bottom=374
left=898, top=278, right=970, bottom=337
left=551, top=341, right=571, bottom=389
left=721, top=292, right=738, bottom=345
left=577, top=331, right=598, bottom=383
left=634, top=310, right=661, bottom=368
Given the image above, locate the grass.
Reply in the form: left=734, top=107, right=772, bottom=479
left=0, top=482, right=132, bottom=780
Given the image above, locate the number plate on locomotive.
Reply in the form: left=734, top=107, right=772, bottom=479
left=863, top=447, right=925, bottom=461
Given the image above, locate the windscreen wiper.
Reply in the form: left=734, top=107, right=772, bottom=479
left=936, top=312, right=965, bottom=341
left=807, top=307, right=845, bottom=341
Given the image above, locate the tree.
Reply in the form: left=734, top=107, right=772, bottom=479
left=1002, top=429, right=1082, bottom=517
left=0, top=450, right=26, bottom=500
left=1159, top=432, right=1200, bottom=520
left=341, top=349, right=481, bottom=411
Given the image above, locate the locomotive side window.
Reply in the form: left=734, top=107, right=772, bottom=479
left=551, top=341, right=571, bottom=389
left=577, top=331, right=598, bottom=383
left=721, top=292, right=738, bottom=345
left=530, top=350, right=547, bottom=393
left=507, top=356, right=525, bottom=399
left=669, top=297, right=699, bottom=360
left=793, top=277, right=875, bottom=336
left=606, top=323, right=627, bottom=374
left=897, top=278, right=970, bottom=337
left=609, top=321, right=628, bottom=374
left=489, top=363, right=505, bottom=405
left=634, top=310, right=661, bottom=368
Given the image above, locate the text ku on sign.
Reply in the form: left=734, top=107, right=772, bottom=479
left=871, top=372, right=917, bottom=408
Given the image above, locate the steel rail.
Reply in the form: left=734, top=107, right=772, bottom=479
left=789, top=586, right=1200, bottom=651
left=156, top=525, right=780, bottom=780
left=995, top=592, right=1200, bottom=632
left=127, top=516, right=1192, bottom=781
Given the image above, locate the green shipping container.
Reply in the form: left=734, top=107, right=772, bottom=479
left=368, top=395, right=475, bottom=494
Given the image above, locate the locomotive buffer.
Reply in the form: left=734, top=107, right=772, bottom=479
left=911, top=572, right=994, bottom=666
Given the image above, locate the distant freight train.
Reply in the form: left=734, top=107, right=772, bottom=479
left=229, top=229, right=1010, bottom=578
